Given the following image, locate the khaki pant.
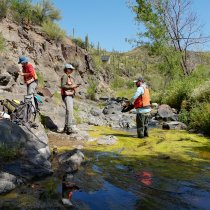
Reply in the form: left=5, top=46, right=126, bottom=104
left=27, top=81, right=38, bottom=95
left=136, top=112, right=150, bottom=138
left=63, top=96, right=74, bottom=128
left=26, top=81, right=38, bottom=112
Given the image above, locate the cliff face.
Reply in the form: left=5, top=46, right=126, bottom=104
left=0, top=17, right=94, bottom=99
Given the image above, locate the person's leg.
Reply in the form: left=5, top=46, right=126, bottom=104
left=64, top=96, right=74, bottom=133
left=26, top=82, right=37, bottom=112
left=144, top=113, right=150, bottom=137
left=136, top=113, right=145, bottom=138
left=27, top=81, right=37, bottom=95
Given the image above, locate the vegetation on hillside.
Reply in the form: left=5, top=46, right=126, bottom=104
left=0, top=0, right=65, bottom=41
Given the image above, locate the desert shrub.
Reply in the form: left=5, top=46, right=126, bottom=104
left=71, top=37, right=85, bottom=49
left=42, top=20, right=66, bottom=41
left=91, top=55, right=103, bottom=72
left=87, top=78, right=98, bottom=100
left=53, top=90, right=61, bottom=105
left=110, top=75, right=125, bottom=89
left=161, top=65, right=210, bottom=110
left=32, top=0, right=61, bottom=25
left=0, top=0, right=9, bottom=19
left=189, top=103, right=210, bottom=135
left=178, top=109, right=191, bottom=125
left=9, top=0, right=33, bottom=24
left=161, top=79, right=190, bottom=110
left=190, top=80, right=210, bottom=102
left=150, top=90, right=162, bottom=104
left=36, top=71, right=44, bottom=88
left=161, top=76, right=202, bottom=110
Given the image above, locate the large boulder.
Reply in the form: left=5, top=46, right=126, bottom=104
left=0, top=119, right=52, bottom=194
left=157, top=104, right=176, bottom=120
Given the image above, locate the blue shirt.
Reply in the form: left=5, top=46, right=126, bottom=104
left=130, top=85, right=151, bottom=114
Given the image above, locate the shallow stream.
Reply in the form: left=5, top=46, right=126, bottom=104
left=1, top=127, right=210, bottom=210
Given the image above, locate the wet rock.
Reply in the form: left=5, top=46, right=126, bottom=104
left=0, top=179, right=16, bottom=194
left=59, top=149, right=85, bottom=173
left=162, top=121, right=187, bottom=130
left=0, top=172, right=24, bottom=194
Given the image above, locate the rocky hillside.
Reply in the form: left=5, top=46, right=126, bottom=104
left=0, top=17, right=97, bottom=101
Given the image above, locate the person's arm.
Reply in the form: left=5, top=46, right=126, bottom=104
left=61, top=75, right=79, bottom=90
left=18, top=64, right=35, bottom=77
left=130, top=87, right=144, bottom=104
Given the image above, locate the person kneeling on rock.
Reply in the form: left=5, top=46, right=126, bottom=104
left=60, top=64, right=80, bottom=134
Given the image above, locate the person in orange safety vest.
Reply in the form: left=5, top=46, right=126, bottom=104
left=130, top=77, right=151, bottom=138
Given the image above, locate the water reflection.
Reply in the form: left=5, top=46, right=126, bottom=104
left=73, top=181, right=138, bottom=210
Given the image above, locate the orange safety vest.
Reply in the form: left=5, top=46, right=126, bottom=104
left=61, top=75, right=75, bottom=96
left=134, top=87, right=150, bottom=109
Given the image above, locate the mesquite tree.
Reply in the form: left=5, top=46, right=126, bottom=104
left=131, top=0, right=208, bottom=76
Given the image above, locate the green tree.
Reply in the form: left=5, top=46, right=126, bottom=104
left=131, top=0, right=207, bottom=77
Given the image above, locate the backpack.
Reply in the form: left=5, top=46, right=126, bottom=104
left=11, top=94, right=39, bottom=125
left=10, top=101, right=34, bottom=124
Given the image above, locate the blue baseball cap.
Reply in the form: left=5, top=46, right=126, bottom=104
left=64, top=63, right=75, bottom=70
left=18, top=56, right=29, bottom=64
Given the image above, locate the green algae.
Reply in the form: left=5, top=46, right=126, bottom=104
left=87, top=126, right=210, bottom=160
left=85, top=126, right=210, bottom=183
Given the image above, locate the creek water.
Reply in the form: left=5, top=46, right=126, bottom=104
left=1, top=128, right=210, bottom=210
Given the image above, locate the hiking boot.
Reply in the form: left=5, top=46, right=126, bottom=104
left=66, top=127, right=78, bottom=135
left=137, top=135, right=145, bottom=138
left=66, top=127, right=72, bottom=135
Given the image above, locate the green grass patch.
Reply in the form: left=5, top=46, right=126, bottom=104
left=0, top=143, right=22, bottom=161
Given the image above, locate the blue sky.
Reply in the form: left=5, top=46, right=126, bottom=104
left=33, top=0, right=210, bottom=52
